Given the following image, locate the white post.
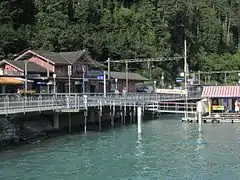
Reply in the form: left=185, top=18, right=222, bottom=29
left=197, top=101, right=203, bottom=132
left=137, top=106, right=142, bottom=134
left=103, top=71, right=106, bottom=97
left=53, top=73, right=56, bottom=94
left=198, top=112, right=202, bottom=132
left=115, top=78, right=118, bottom=90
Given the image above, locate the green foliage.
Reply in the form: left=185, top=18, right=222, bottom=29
left=0, top=0, right=240, bottom=84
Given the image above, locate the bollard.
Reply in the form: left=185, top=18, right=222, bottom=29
left=198, top=112, right=202, bottom=132
left=197, top=101, right=203, bottom=132
left=137, top=106, right=142, bottom=134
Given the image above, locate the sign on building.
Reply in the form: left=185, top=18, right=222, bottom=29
left=155, top=88, right=187, bottom=94
left=97, top=75, right=104, bottom=80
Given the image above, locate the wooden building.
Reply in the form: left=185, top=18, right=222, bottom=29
left=9, top=49, right=106, bottom=93
left=0, top=49, right=148, bottom=94
left=109, top=71, right=148, bottom=92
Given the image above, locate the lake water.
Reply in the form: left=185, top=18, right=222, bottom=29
left=0, top=115, right=240, bottom=180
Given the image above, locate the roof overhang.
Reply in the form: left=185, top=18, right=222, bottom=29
left=201, top=86, right=240, bottom=98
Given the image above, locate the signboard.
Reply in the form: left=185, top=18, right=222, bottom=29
left=176, top=77, right=184, bottom=83
left=155, top=88, right=187, bottom=94
left=68, top=65, right=72, bottom=76
left=212, top=105, right=225, bottom=111
left=87, top=70, right=104, bottom=76
left=97, top=75, right=104, bottom=80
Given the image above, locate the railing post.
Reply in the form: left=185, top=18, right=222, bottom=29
left=66, top=95, right=69, bottom=109
left=75, top=93, right=77, bottom=110
left=39, top=95, right=42, bottom=112
left=24, top=96, right=27, bottom=114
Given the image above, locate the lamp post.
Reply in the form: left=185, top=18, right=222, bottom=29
left=115, top=78, right=118, bottom=90
left=24, top=60, right=28, bottom=92
left=53, top=73, right=56, bottom=94
left=184, top=38, right=188, bottom=121
left=153, top=81, right=156, bottom=92
left=82, top=66, right=86, bottom=94
left=161, top=73, right=164, bottom=88
left=149, top=65, right=155, bottom=80
left=238, top=73, right=240, bottom=85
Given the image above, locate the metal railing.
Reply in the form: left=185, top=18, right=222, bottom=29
left=0, top=92, right=202, bottom=115
left=147, top=102, right=197, bottom=114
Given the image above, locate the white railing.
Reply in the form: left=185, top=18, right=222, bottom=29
left=147, top=102, right=197, bottom=114
left=0, top=92, right=201, bottom=115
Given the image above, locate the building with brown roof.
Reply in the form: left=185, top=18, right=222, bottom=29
left=0, top=49, right=148, bottom=93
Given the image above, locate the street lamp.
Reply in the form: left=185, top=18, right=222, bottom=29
left=149, top=65, right=155, bottom=80
left=82, top=66, right=86, bottom=94
left=161, top=73, right=164, bottom=88
left=238, top=73, right=240, bottom=85
left=115, top=78, right=118, bottom=90
left=153, top=80, right=156, bottom=92
left=53, top=73, right=56, bottom=94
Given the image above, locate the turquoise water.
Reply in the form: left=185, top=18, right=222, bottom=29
left=1, top=116, right=240, bottom=180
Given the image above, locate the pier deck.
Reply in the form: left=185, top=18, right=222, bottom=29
left=0, top=92, right=201, bottom=116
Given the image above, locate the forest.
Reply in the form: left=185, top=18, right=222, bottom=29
left=0, top=0, right=240, bottom=85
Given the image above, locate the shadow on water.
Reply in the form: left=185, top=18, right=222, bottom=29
left=0, top=114, right=154, bottom=153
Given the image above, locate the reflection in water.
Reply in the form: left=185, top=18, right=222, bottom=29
left=181, top=122, right=190, bottom=141
left=195, top=132, right=205, bottom=151
left=136, top=133, right=143, bottom=157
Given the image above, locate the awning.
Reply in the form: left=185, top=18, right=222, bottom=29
left=15, top=77, right=33, bottom=83
left=201, top=86, right=240, bottom=98
left=0, top=77, right=24, bottom=85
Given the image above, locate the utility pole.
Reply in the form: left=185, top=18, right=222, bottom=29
left=24, top=60, right=28, bottom=92
left=184, top=38, right=188, bottom=121
left=125, top=61, right=128, bottom=90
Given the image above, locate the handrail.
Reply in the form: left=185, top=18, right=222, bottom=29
left=0, top=92, right=202, bottom=115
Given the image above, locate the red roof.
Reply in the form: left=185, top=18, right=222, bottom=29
left=202, top=86, right=240, bottom=98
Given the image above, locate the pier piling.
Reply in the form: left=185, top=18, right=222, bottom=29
left=53, top=113, right=59, bottom=129
left=137, top=106, right=142, bottom=134
left=68, top=112, right=71, bottom=133
left=84, top=110, right=87, bottom=133
left=99, top=100, right=102, bottom=131
left=111, top=102, right=115, bottom=126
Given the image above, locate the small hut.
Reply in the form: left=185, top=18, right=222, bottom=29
left=201, top=86, right=240, bottom=113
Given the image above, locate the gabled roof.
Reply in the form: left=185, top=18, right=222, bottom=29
left=109, top=71, right=148, bottom=81
left=14, top=49, right=106, bottom=68
left=0, top=60, right=49, bottom=73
